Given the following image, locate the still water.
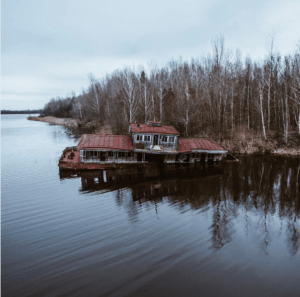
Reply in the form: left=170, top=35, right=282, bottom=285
left=2, top=114, right=300, bottom=297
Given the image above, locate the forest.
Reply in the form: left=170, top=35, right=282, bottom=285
left=42, top=36, right=300, bottom=147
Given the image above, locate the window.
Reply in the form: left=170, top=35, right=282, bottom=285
left=169, top=136, right=175, bottom=143
left=144, top=135, right=151, bottom=142
left=161, top=136, right=168, bottom=142
left=128, top=152, right=133, bottom=157
left=137, top=135, right=142, bottom=141
left=108, top=151, right=113, bottom=157
left=91, top=151, right=98, bottom=157
left=118, top=152, right=125, bottom=158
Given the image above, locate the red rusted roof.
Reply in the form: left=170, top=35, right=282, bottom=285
left=178, top=138, right=226, bottom=153
left=130, top=123, right=179, bottom=135
left=77, top=134, right=133, bottom=150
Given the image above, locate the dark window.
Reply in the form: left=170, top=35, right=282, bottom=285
left=169, top=136, right=175, bottom=142
left=128, top=152, right=133, bottom=157
left=161, top=136, right=168, bottom=142
left=137, top=135, right=142, bottom=141
left=144, top=135, right=151, bottom=141
left=118, top=152, right=125, bottom=158
left=108, top=151, right=113, bottom=157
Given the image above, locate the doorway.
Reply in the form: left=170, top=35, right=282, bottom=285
left=100, top=152, right=106, bottom=161
left=200, top=153, right=206, bottom=165
left=153, top=135, right=159, bottom=145
left=145, top=153, right=164, bottom=163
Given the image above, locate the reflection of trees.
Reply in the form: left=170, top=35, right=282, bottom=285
left=120, top=158, right=299, bottom=254
left=70, top=157, right=300, bottom=255
left=224, top=157, right=299, bottom=255
left=209, top=200, right=235, bottom=250
left=286, top=216, right=300, bottom=256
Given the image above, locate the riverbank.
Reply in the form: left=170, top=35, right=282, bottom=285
left=28, top=116, right=300, bottom=157
left=28, top=116, right=79, bottom=127
left=27, top=116, right=112, bottom=134
left=215, top=130, right=300, bottom=157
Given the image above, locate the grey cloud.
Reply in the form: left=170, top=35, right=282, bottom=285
left=2, top=0, right=300, bottom=109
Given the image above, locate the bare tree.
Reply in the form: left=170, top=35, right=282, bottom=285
left=254, top=66, right=267, bottom=140
left=119, top=67, right=138, bottom=123
left=88, top=73, right=102, bottom=121
left=139, top=70, right=151, bottom=122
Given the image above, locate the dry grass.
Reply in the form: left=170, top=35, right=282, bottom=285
left=28, top=116, right=75, bottom=126
left=94, top=124, right=113, bottom=135
left=211, top=129, right=300, bottom=156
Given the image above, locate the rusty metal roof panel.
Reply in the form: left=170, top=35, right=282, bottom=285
left=178, top=138, right=225, bottom=153
left=130, top=123, right=179, bottom=135
left=77, top=134, right=133, bottom=150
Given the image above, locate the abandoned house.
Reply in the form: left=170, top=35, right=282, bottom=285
left=59, top=121, right=228, bottom=170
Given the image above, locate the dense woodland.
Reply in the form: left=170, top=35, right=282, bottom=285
left=43, top=36, right=300, bottom=143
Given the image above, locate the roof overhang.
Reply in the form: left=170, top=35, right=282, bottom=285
left=79, top=148, right=132, bottom=151
left=191, top=149, right=228, bottom=154
left=133, top=148, right=178, bottom=154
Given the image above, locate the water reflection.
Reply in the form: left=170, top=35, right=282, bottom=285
left=3, top=115, right=300, bottom=296
left=60, top=157, right=300, bottom=255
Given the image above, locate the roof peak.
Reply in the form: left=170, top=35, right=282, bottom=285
left=130, top=123, right=179, bottom=135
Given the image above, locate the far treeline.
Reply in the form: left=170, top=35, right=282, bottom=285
left=43, top=36, right=300, bottom=143
left=2, top=109, right=42, bottom=114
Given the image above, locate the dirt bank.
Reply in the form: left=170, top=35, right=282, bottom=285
left=28, top=116, right=78, bottom=127
left=214, top=131, right=300, bottom=157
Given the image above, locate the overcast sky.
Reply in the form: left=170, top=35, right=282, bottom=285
left=2, top=0, right=300, bottom=110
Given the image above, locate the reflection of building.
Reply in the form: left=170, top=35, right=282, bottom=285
left=59, top=122, right=228, bottom=170
left=60, top=156, right=300, bottom=255
left=60, top=163, right=224, bottom=196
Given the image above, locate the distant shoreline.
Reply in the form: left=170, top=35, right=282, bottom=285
left=1, top=109, right=42, bottom=114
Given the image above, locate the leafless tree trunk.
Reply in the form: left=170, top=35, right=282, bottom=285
left=265, top=32, right=276, bottom=131
left=88, top=73, right=102, bottom=121
left=256, top=80, right=267, bottom=140
left=185, top=83, right=190, bottom=137
left=140, top=70, right=151, bottom=123
left=120, top=68, right=138, bottom=123
left=292, top=78, right=300, bottom=134
left=73, top=102, right=83, bottom=120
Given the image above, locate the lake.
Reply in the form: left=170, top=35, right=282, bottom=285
left=2, top=114, right=300, bottom=297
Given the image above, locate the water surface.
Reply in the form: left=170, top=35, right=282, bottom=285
left=2, top=114, right=300, bottom=297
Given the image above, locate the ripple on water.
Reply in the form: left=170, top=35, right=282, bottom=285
left=2, top=115, right=300, bottom=297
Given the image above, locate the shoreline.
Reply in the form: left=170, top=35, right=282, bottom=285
left=27, top=116, right=79, bottom=127
left=28, top=116, right=300, bottom=157
left=27, top=116, right=112, bottom=134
